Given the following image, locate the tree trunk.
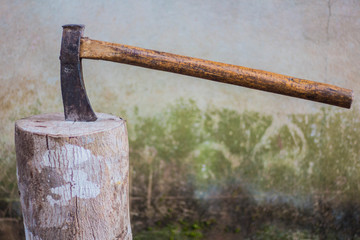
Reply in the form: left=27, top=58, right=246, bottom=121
left=15, top=113, right=132, bottom=240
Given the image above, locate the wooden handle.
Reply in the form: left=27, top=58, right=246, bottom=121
left=80, top=38, right=353, bottom=109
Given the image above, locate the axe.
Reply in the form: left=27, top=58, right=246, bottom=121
left=60, top=24, right=353, bottom=121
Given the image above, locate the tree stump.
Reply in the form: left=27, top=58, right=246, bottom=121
left=15, top=113, right=132, bottom=240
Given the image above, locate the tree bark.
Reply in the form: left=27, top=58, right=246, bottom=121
left=15, top=113, right=132, bottom=240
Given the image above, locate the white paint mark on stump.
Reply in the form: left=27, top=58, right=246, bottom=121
left=40, top=144, right=102, bottom=206
left=47, top=169, right=101, bottom=206
left=40, top=144, right=94, bottom=170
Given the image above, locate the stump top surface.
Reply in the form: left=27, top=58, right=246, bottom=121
left=15, top=113, right=125, bottom=137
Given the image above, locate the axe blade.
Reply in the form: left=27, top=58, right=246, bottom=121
left=60, top=24, right=97, bottom=121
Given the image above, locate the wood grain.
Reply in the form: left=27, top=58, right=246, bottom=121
left=15, top=113, right=132, bottom=240
left=80, top=38, right=353, bottom=109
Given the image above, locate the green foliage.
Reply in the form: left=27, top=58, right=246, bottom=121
left=254, top=224, right=316, bottom=240
left=0, top=141, right=19, bottom=217
left=292, top=108, right=360, bottom=199
left=130, top=99, right=203, bottom=163
left=2, top=98, right=360, bottom=238
left=128, top=100, right=360, bottom=238
left=205, top=110, right=272, bottom=156
left=134, top=220, right=206, bottom=240
left=192, top=146, right=231, bottom=193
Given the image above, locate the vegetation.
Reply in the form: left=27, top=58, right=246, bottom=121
left=1, top=99, right=360, bottom=238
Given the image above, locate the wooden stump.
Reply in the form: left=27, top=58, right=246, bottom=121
left=15, top=113, right=132, bottom=240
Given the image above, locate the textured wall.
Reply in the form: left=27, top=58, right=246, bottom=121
left=1, top=0, right=358, bottom=126
left=1, top=0, right=360, bottom=238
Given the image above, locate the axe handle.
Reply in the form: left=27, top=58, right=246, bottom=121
left=80, top=38, right=352, bottom=109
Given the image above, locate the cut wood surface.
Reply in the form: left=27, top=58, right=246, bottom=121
left=15, top=113, right=132, bottom=240
left=80, top=38, right=353, bottom=109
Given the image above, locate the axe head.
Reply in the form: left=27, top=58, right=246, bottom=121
left=60, top=24, right=97, bottom=121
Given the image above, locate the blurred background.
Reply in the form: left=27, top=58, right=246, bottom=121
left=1, top=0, right=360, bottom=239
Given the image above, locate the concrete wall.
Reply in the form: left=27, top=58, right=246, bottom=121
left=1, top=0, right=360, bottom=238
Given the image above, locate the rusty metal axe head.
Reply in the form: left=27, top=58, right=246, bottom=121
left=60, top=24, right=97, bottom=121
